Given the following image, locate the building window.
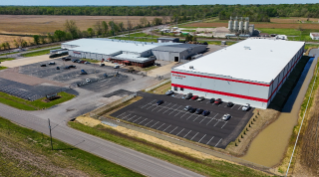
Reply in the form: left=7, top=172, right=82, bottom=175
left=180, top=87, right=184, bottom=91
left=174, top=87, right=178, bottom=91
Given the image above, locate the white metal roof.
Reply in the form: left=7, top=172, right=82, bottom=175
left=174, top=39, right=305, bottom=83
left=112, top=53, right=152, bottom=63
left=62, top=38, right=179, bottom=55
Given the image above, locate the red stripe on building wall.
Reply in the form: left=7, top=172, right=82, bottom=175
left=171, top=83, right=268, bottom=103
left=268, top=52, right=303, bottom=101
left=171, top=71, right=271, bottom=87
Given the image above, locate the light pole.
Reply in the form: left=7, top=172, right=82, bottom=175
left=48, top=119, right=53, bottom=150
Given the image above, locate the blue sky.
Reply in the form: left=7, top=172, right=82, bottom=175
left=2, top=0, right=318, bottom=6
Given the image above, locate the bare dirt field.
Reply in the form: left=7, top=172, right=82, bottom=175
left=0, top=15, right=164, bottom=35
left=184, top=22, right=319, bottom=29
left=0, top=35, right=33, bottom=47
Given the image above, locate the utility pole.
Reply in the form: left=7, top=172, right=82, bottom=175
left=48, top=119, right=53, bottom=150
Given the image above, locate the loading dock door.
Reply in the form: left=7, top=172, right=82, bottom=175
left=174, top=57, right=179, bottom=62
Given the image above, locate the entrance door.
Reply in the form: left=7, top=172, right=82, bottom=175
left=174, top=57, right=179, bottom=62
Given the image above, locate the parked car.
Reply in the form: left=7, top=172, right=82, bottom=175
left=184, top=105, right=191, bottom=111
left=156, top=100, right=164, bottom=105
left=48, top=61, right=55, bottom=65
left=64, top=66, right=70, bottom=69
left=79, top=60, right=86, bottom=64
left=114, top=65, right=120, bottom=69
left=191, top=95, right=198, bottom=100
left=214, top=98, right=222, bottom=105
left=84, top=61, right=90, bottom=64
left=72, top=59, right=79, bottom=63
left=165, top=90, right=174, bottom=96
left=100, top=63, right=105, bottom=67
left=202, top=110, right=210, bottom=116
left=197, top=97, right=205, bottom=102
left=76, top=60, right=81, bottom=63
left=209, top=98, right=215, bottom=103
left=69, top=65, right=76, bottom=68
left=56, top=66, right=60, bottom=70
left=242, top=103, right=250, bottom=111
left=80, top=69, right=87, bottom=75
left=62, top=57, right=71, bottom=61
left=195, top=108, right=204, bottom=114
left=222, top=114, right=231, bottom=121
left=227, top=102, right=234, bottom=107
left=182, top=93, right=193, bottom=100
left=188, top=107, right=196, bottom=113
left=40, top=64, right=46, bottom=67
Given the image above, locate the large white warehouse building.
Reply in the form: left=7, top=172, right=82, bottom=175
left=171, top=38, right=305, bottom=109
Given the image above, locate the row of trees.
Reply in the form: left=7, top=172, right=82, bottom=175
left=1, top=4, right=319, bottom=21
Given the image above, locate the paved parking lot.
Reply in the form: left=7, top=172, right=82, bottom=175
left=111, top=92, right=253, bottom=149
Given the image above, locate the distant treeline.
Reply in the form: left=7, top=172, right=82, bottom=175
left=0, top=4, right=319, bottom=22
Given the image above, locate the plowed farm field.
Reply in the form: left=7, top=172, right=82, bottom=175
left=0, top=15, right=164, bottom=35
left=184, top=22, right=319, bottom=29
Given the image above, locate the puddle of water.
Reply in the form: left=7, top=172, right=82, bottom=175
left=241, top=57, right=317, bottom=167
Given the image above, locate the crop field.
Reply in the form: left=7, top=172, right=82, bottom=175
left=0, top=15, right=164, bottom=35
left=270, top=17, right=319, bottom=23
left=0, top=35, right=33, bottom=47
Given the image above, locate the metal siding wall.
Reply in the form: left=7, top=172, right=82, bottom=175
left=153, top=51, right=171, bottom=61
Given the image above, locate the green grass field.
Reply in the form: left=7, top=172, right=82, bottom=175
left=80, top=58, right=100, bottom=63
left=257, top=28, right=319, bottom=41
left=0, top=91, right=75, bottom=110
left=305, top=44, right=319, bottom=51
left=28, top=46, right=60, bottom=52
left=0, top=51, right=19, bottom=57
left=22, top=49, right=52, bottom=57
left=125, top=32, right=159, bottom=38
left=69, top=121, right=272, bottom=177
left=0, top=66, right=7, bottom=70
left=0, top=58, right=14, bottom=62
left=0, top=117, right=143, bottom=177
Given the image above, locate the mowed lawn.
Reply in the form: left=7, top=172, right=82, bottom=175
left=0, top=117, right=143, bottom=177
left=22, top=47, right=61, bottom=57
left=257, top=28, right=319, bottom=41
left=0, top=91, right=75, bottom=110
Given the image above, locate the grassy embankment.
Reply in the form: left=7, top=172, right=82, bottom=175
left=0, top=58, right=15, bottom=62
left=80, top=58, right=100, bottom=63
left=0, top=91, right=74, bottom=111
left=255, top=28, right=319, bottom=41
left=69, top=121, right=272, bottom=177
left=0, top=117, right=143, bottom=177
left=22, top=47, right=61, bottom=57
left=277, top=57, right=319, bottom=175
left=0, top=66, right=7, bottom=70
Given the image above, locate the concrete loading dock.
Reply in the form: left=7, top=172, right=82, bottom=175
left=171, top=38, right=305, bottom=109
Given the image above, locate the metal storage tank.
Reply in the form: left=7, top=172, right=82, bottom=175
left=239, top=21, right=243, bottom=31
left=244, top=21, right=249, bottom=31
left=233, top=18, right=238, bottom=31
left=228, top=20, right=233, bottom=31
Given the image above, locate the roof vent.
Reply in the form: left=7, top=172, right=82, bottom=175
left=244, top=46, right=251, bottom=50
left=189, top=66, right=194, bottom=69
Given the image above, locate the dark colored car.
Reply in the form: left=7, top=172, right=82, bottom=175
left=188, top=107, right=196, bottom=113
left=40, top=64, right=46, bottom=67
left=196, top=108, right=204, bottom=114
left=227, top=102, right=234, bottom=107
left=182, top=93, right=193, bottom=100
left=209, top=98, right=215, bottom=103
left=191, top=95, right=198, bottom=100
left=62, top=57, right=71, bottom=61
left=79, top=60, right=86, bottom=64
left=156, top=100, right=164, bottom=105
left=69, top=65, right=76, bottom=68
left=197, top=97, right=205, bottom=102
left=214, top=98, right=222, bottom=105
left=165, top=90, right=174, bottom=96
left=100, top=63, right=105, bottom=67
left=64, top=66, right=70, bottom=69
left=202, top=110, right=210, bottom=116
left=56, top=66, right=60, bottom=70
left=80, top=69, right=87, bottom=75
left=184, top=105, right=191, bottom=111
left=48, top=61, right=55, bottom=65
left=72, top=59, right=79, bottom=63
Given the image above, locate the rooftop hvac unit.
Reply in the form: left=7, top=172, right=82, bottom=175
left=189, top=66, right=194, bottom=69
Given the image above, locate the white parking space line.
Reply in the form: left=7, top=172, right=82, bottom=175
left=183, top=130, right=192, bottom=138
left=198, top=134, right=207, bottom=143
left=117, top=112, right=126, bottom=118
left=206, top=118, right=215, bottom=126
left=176, top=128, right=185, bottom=136
left=214, top=119, right=221, bottom=127
left=157, top=103, right=170, bottom=112
left=132, top=117, right=142, bottom=123
left=231, top=105, right=235, bottom=109
left=168, top=105, right=181, bottom=115
left=140, top=99, right=156, bottom=109
left=138, top=118, right=148, bottom=124
left=150, top=121, right=160, bottom=128
left=144, top=120, right=153, bottom=126
left=180, top=112, right=189, bottom=119
left=127, top=115, right=137, bottom=121
left=156, top=123, right=165, bottom=130
left=163, top=125, right=172, bottom=132
left=122, top=114, right=132, bottom=120
left=215, top=138, right=223, bottom=147
left=163, top=104, right=177, bottom=114
left=206, top=136, right=215, bottom=145
left=199, top=116, right=207, bottom=124
left=186, top=114, right=194, bottom=120
left=238, top=106, right=242, bottom=110
left=193, top=115, right=201, bottom=122
left=190, top=132, right=199, bottom=141
left=145, top=104, right=155, bottom=110
left=224, top=104, right=227, bottom=108
left=221, top=121, right=228, bottom=129
left=151, top=105, right=162, bottom=112
left=169, top=126, right=179, bottom=134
